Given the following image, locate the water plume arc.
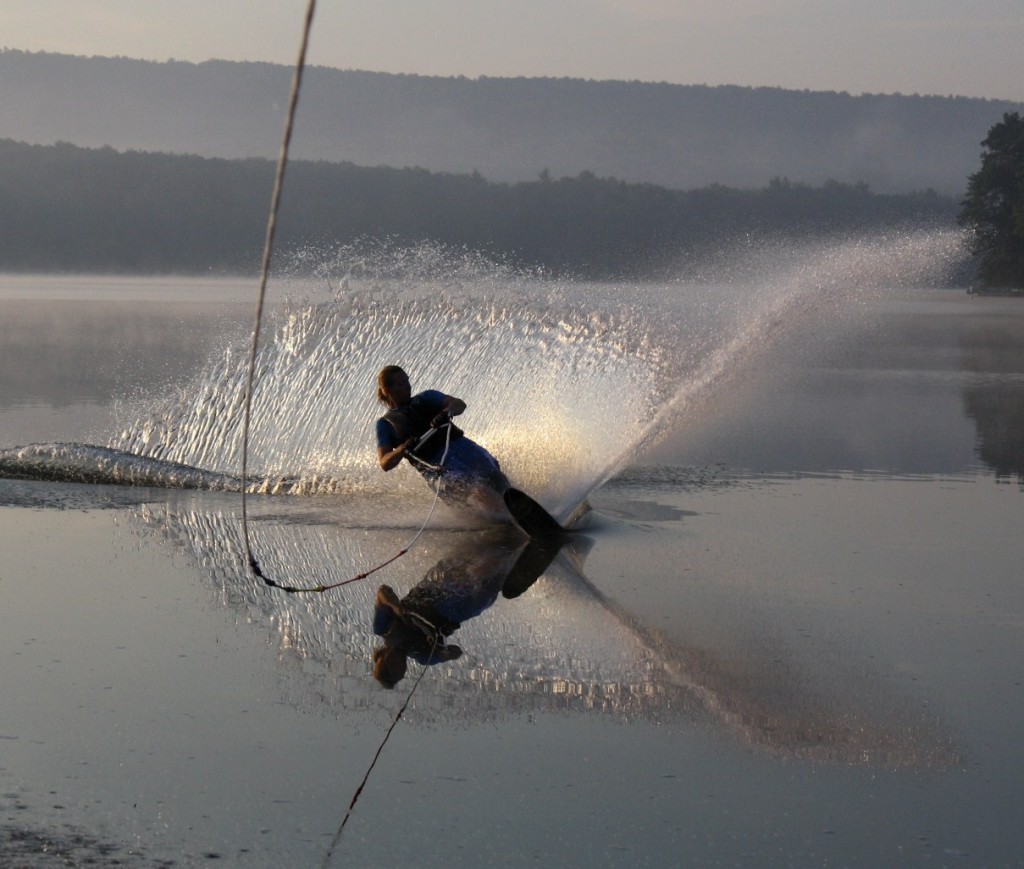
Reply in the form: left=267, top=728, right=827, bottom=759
left=104, top=232, right=965, bottom=517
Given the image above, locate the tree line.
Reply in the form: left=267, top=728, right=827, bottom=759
left=0, top=139, right=958, bottom=279
left=959, top=112, right=1024, bottom=290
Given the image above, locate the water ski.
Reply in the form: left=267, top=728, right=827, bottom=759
left=503, top=487, right=565, bottom=540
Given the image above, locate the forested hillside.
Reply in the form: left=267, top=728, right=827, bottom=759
left=2, top=50, right=1020, bottom=195
left=0, top=139, right=957, bottom=278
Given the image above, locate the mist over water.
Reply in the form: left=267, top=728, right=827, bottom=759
left=104, top=231, right=966, bottom=520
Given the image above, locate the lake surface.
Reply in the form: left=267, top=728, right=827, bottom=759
left=1, top=266, right=1022, bottom=867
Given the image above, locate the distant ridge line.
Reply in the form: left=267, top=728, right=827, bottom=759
left=2, top=49, right=1022, bottom=195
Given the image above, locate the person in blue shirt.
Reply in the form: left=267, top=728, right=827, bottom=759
left=375, top=365, right=510, bottom=507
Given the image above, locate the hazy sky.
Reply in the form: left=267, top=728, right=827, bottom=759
left=4, top=0, right=1022, bottom=102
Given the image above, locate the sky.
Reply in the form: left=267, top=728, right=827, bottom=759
left=3, top=0, right=1023, bottom=103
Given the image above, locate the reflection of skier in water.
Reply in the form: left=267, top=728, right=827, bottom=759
left=371, top=538, right=562, bottom=688
left=372, top=583, right=465, bottom=688
left=374, top=365, right=510, bottom=513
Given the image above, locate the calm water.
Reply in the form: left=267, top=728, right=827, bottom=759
left=1, top=262, right=1022, bottom=868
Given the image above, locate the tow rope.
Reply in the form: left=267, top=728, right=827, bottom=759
left=237, top=0, right=455, bottom=595
left=253, top=422, right=456, bottom=594
left=240, top=0, right=317, bottom=582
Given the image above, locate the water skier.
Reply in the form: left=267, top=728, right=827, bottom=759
left=375, top=365, right=510, bottom=511
left=375, top=365, right=566, bottom=537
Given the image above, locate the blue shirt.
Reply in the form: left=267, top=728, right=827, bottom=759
left=375, top=389, right=447, bottom=451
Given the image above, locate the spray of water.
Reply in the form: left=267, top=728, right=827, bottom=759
left=107, top=231, right=966, bottom=519
left=624, top=229, right=970, bottom=464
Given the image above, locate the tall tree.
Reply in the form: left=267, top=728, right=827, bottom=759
left=960, top=112, right=1024, bottom=289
